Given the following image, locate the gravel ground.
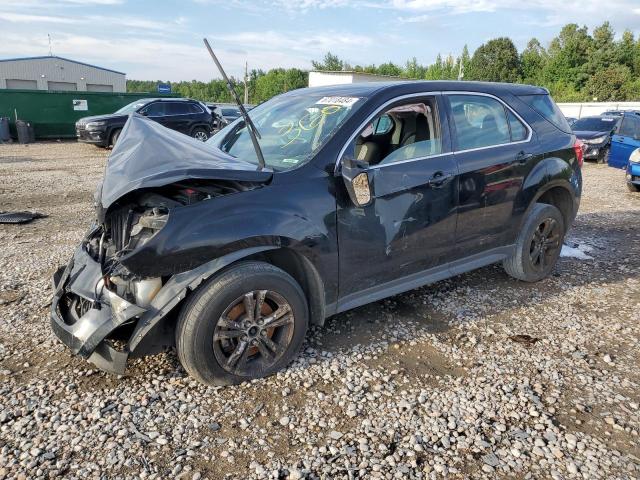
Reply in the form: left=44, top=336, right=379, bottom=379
left=0, top=141, right=639, bottom=480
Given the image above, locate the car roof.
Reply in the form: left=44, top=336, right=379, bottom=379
left=282, top=81, right=548, bottom=99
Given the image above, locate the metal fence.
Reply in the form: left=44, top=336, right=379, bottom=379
left=557, top=102, right=640, bottom=119
left=0, top=89, right=176, bottom=139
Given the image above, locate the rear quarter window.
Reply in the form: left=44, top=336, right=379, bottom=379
left=518, top=94, right=571, bottom=133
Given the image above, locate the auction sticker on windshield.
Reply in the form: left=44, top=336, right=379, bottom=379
left=316, top=97, right=360, bottom=107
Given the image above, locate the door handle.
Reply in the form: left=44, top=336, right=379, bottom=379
left=515, top=151, right=534, bottom=164
left=428, top=171, right=454, bottom=188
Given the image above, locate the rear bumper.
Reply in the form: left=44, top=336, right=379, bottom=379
left=50, top=245, right=145, bottom=374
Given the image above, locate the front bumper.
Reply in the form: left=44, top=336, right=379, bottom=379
left=582, top=144, right=607, bottom=161
left=76, top=127, right=107, bottom=145
left=627, top=163, right=640, bottom=186
left=50, top=245, right=145, bottom=374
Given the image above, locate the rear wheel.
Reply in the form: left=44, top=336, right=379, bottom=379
left=503, top=203, right=565, bottom=282
left=191, top=127, right=209, bottom=142
left=176, top=261, right=309, bottom=386
left=627, top=182, right=640, bottom=192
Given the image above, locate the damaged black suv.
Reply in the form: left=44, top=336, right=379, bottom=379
left=51, top=81, right=582, bottom=386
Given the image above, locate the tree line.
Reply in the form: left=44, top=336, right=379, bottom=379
left=127, top=22, right=640, bottom=104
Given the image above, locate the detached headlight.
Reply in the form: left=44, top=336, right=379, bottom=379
left=85, top=121, right=107, bottom=130
left=582, top=135, right=608, bottom=145
left=630, top=148, right=640, bottom=164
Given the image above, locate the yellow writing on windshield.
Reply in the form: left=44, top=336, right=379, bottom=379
left=280, top=105, right=342, bottom=148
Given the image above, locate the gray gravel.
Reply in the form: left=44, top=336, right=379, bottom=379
left=0, top=141, right=639, bottom=479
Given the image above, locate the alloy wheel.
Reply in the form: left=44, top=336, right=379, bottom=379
left=529, top=217, right=561, bottom=272
left=193, top=130, right=209, bottom=142
left=213, top=290, right=295, bottom=377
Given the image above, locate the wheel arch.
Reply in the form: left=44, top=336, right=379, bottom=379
left=244, top=247, right=326, bottom=326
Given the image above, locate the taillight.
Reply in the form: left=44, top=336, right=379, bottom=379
left=574, top=139, right=584, bottom=168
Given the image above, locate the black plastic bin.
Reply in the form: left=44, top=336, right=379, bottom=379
left=0, top=117, right=9, bottom=142
left=16, top=120, right=35, bottom=144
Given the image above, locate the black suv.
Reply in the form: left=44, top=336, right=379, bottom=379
left=76, top=98, right=214, bottom=147
left=52, top=81, right=582, bottom=386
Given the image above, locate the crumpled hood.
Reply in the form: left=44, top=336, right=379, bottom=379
left=98, top=114, right=271, bottom=212
left=573, top=130, right=610, bottom=141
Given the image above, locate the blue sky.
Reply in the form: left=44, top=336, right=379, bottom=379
left=1, top=0, right=640, bottom=81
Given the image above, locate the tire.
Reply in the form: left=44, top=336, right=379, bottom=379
left=627, top=182, right=640, bottom=192
left=191, top=127, right=209, bottom=142
left=503, top=203, right=565, bottom=282
left=176, top=261, right=309, bottom=386
left=109, top=129, right=121, bottom=148
left=599, top=147, right=609, bottom=164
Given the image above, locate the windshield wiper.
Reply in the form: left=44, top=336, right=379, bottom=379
left=203, top=38, right=265, bottom=171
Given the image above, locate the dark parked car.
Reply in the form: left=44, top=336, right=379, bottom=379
left=76, top=98, right=214, bottom=147
left=571, top=115, right=620, bottom=163
left=207, top=103, right=254, bottom=131
left=52, top=81, right=582, bottom=386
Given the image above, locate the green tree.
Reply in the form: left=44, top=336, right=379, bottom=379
left=311, top=52, right=345, bottom=71
left=585, top=64, right=632, bottom=101
left=376, top=62, right=402, bottom=77
left=545, top=24, right=592, bottom=89
left=467, top=37, right=520, bottom=82
left=521, top=38, right=547, bottom=85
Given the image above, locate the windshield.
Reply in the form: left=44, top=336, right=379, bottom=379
left=115, top=99, right=151, bottom=115
left=572, top=117, right=618, bottom=132
left=214, top=93, right=365, bottom=171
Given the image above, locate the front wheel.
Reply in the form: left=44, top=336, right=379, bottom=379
left=176, top=262, right=309, bottom=386
left=599, top=147, right=609, bottom=164
left=503, top=203, right=565, bottom=282
left=109, top=129, right=121, bottom=148
left=627, top=182, right=640, bottom=192
left=191, top=127, right=209, bottom=142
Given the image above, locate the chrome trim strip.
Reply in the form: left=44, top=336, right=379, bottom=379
left=368, top=152, right=451, bottom=170
left=334, top=89, right=534, bottom=174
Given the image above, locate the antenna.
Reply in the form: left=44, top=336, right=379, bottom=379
left=48, top=34, right=53, bottom=56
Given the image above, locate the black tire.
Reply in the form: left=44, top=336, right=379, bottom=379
left=109, top=129, right=121, bottom=148
left=627, top=182, right=640, bottom=192
left=503, top=203, right=565, bottom=282
left=176, top=261, right=309, bottom=386
left=191, top=127, right=209, bottom=142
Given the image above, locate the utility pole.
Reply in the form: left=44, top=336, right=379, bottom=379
left=244, top=61, right=248, bottom=105
left=457, top=58, right=464, bottom=81
left=48, top=34, right=53, bottom=56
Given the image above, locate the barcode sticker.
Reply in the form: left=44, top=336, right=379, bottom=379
left=316, top=96, right=360, bottom=107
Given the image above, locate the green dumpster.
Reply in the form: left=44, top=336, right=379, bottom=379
left=0, top=89, right=177, bottom=139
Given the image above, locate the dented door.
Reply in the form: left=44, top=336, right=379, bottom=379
left=337, top=152, right=458, bottom=297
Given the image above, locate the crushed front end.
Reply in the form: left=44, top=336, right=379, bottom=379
left=51, top=202, right=172, bottom=374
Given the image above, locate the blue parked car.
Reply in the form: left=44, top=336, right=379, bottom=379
left=626, top=149, right=640, bottom=192
left=608, top=112, right=640, bottom=167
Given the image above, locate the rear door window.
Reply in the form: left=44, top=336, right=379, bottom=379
left=166, top=102, right=191, bottom=115
left=518, top=94, right=571, bottom=133
left=448, top=95, right=511, bottom=150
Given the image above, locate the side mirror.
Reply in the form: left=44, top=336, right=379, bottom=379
left=341, top=156, right=372, bottom=207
